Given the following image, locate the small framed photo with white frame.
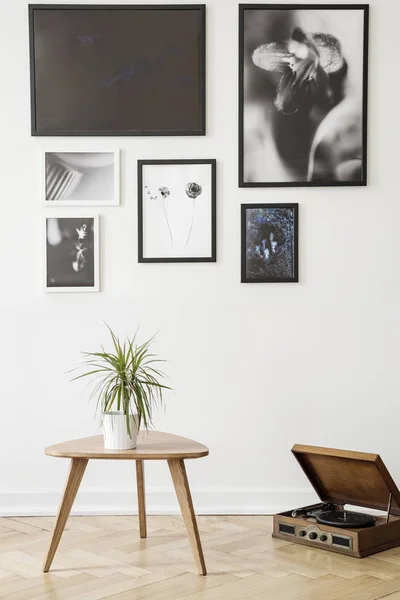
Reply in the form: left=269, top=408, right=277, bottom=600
left=43, top=150, right=120, bottom=206
left=138, top=159, right=216, bottom=263
left=45, top=215, right=100, bottom=292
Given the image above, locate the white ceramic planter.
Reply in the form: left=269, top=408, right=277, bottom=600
left=102, top=412, right=138, bottom=450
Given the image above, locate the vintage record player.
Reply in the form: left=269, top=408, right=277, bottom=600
left=273, top=445, right=400, bottom=558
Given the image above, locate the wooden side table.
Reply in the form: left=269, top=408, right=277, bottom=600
left=43, top=431, right=209, bottom=575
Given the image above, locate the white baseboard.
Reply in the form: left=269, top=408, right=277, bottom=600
left=0, top=487, right=318, bottom=517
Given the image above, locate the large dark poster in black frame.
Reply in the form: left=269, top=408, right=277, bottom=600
left=29, top=4, right=206, bottom=136
left=239, top=4, right=369, bottom=187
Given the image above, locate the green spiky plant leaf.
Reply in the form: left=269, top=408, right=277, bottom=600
left=71, top=325, right=171, bottom=434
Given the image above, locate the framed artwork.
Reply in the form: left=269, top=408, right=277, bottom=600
left=45, top=216, right=100, bottom=292
left=138, top=159, right=216, bottom=263
left=241, top=204, right=298, bottom=283
left=29, top=4, right=206, bottom=136
left=239, top=4, right=369, bottom=187
left=44, top=151, right=119, bottom=206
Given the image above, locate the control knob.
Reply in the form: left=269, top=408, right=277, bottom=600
left=320, top=535, right=328, bottom=542
left=309, top=532, right=318, bottom=540
left=299, top=530, right=307, bottom=537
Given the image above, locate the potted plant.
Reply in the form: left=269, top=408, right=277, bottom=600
left=72, top=326, right=170, bottom=450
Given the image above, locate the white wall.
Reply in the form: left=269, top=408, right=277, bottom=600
left=0, top=0, right=399, bottom=516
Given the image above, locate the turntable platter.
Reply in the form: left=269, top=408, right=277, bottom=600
left=317, top=510, right=376, bottom=528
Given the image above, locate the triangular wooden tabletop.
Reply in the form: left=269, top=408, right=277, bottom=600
left=45, top=431, right=209, bottom=460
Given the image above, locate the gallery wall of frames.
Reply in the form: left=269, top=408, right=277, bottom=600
left=29, top=3, right=369, bottom=292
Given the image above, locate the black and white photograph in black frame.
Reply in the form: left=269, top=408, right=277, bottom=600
left=138, top=160, right=216, bottom=263
left=241, top=204, right=298, bottom=283
left=29, top=4, right=206, bottom=136
left=239, top=4, right=369, bottom=187
left=44, top=151, right=119, bottom=206
left=45, top=216, right=100, bottom=292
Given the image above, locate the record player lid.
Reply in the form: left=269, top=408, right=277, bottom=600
left=292, top=445, right=400, bottom=514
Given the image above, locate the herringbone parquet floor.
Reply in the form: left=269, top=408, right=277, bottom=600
left=1, top=516, right=400, bottom=599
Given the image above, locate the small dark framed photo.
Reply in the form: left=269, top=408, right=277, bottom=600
left=45, top=216, right=100, bottom=292
left=239, top=4, right=369, bottom=187
left=241, top=204, right=298, bottom=283
left=29, top=4, right=206, bottom=136
left=138, top=159, right=216, bottom=263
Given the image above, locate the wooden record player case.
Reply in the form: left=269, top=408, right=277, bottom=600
left=272, top=445, right=400, bottom=558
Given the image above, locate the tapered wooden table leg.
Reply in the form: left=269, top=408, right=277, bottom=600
left=168, top=459, right=206, bottom=575
left=43, top=457, right=88, bottom=572
left=136, top=460, right=147, bottom=538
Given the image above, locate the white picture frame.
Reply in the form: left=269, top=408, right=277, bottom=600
left=44, top=215, right=100, bottom=293
left=43, top=150, right=120, bottom=206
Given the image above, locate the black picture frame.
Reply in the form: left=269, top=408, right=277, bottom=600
left=239, top=4, right=369, bottom=187
left=138, top=159, right=216, bottom=263
left=241, top=203, right=299, bottom=283
left=29, top=4, right=206, bottom=136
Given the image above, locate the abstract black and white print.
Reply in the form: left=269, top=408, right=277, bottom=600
left=45, top=217, right=99, bottom=291
left=239, top=5, right=368, bottom=186
left=138, top=160, right=216, bottom=263
left=241, top=204, right=298, bottom=283
left=45, top=152, right=118, bottom=205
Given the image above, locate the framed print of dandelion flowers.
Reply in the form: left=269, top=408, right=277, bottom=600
left=138, top=160, right=216, bottom=263
left=239, top=4, right=369, bottom=187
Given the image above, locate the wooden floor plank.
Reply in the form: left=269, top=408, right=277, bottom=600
left=2, top=574, right=95, bottom=600
left=294, top=576, right=380, bottom=600
left=338, top=577, right=400, bottom=600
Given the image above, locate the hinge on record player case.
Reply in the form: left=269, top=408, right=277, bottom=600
left=387, top=493, right=393, bottom=523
